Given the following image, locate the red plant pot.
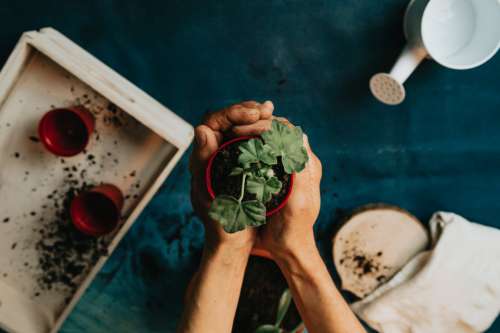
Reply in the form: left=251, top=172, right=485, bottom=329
left=38, top=106, right=95, bottom=157
left=250, top=247, right=274, bottom=260
left=205, top=136, right=294, bottom=217
left=206, top=136, right=296, bottom=261
left=70, top=184, right=124, bottom=237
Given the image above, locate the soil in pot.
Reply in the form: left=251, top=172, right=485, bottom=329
left=233, top=256, right=302, bottom=333
left=210, top=139, right=291, bottom=211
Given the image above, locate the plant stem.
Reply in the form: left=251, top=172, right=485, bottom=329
left=238, top=173, right=247, bottom=202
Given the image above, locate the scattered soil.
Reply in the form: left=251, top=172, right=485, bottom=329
left=233, top=256, right=301, bottom=333
left=338, top=245, right=390, bottom=295
left=35, top=183, right=108, bottom=293
left=1, top=89, right=144, bottom=298
left=210, top=139, right=291, bottom=211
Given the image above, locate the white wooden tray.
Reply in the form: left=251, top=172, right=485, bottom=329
left=0, top=28, right=193, bottom=333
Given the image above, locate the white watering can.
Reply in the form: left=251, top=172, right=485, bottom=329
left=370, top=0, right=500, bottom=105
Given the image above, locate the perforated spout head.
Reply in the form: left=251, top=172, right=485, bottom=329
left=369, top=73, right=406, bottom=105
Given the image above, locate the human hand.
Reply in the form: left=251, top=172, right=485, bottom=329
left=189, top=101, right=275, bottom=253
left=256, top=119, right=323, bottom=260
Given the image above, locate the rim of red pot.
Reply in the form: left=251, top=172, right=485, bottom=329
left=205, top=135, right=294, bottom=217
left=70, top=184, right=123, bottom=237
left=38, top=107, right=94, bottom=157
left=250, top=247, right=274, bottom=260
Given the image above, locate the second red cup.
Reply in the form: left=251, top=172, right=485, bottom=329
left=70, top=184, right=124, bottom=237
left=38, top=106, right=94, bottom=157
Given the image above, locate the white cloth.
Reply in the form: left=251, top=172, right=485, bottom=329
left=351, top=212, right=500, bottom=333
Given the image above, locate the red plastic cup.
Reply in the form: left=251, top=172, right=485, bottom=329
left=205, top=136, right=294, bottom=217
left=70, top=184, right=124, bottom=237
left=38, top=106, right=95, bottom=157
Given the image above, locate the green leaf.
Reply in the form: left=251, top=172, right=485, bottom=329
left=275, top=289, right=292, bottom=327
left=229, top=167, right=244, bottom=176
left=254, top=324, right=280, bottom=333
left=282, top=146, right=308, bottom=174
left=246, top=176, right=282, bottom=203
left=238, top=139, right=277, bottom=166
left=241, top=200, right=267, bottom=227
left=261, top=120, right=309, bottom=174
left=208, top=196, right=266, bottom=233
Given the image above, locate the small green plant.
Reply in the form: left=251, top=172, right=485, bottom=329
left=208, top=120, right=308, bottom=233
left=254, top=289, right=303, bottom=333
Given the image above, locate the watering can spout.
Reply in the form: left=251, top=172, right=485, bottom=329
left=370, top=44, right=427, bottom=105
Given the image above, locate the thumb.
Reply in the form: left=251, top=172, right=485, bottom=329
left=190, top=125, right=219, bottom=175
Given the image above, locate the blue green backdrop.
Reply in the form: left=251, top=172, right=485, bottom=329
left=0, top=0, right=499, bottom=332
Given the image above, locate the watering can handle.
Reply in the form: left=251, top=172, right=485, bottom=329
left=370, top=44, right=428, bottom=105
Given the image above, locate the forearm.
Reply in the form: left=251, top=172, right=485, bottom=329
left=275, top=237, right=366, bottom=333
left=177, top=244, right=251, bottom=333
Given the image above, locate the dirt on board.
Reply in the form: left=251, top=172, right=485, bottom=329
left=35, top=183, right=109, bottom=296
left=233, top=256, right=301, bottom=333
left=210, top=139, right=291, bottom=211
left=0, top=82, right=146, bottom=303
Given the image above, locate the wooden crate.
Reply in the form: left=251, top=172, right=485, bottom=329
left=0, top=28, right=193, bottom=333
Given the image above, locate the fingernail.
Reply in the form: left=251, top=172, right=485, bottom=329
left=195, top=129, right=207, bottom=147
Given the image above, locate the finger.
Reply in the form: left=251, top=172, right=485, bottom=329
left=259, top=100, right=274, bottom=119
left=213, top=131, right=223, bottom=145
left=189, top=125, right=219, bottom=175
left=240, top=101, right=260, bottom=108
left=195, top=125, right=219, bottom=161
left=231, top=119, right=272, bottom=136
left=204, top=104, right=261, bottom=131
left=242, top=100, right=273, bottom=119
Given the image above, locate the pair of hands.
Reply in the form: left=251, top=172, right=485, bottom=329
left=189, top=101, right=322, bottom=260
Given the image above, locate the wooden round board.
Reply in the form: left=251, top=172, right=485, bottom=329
left=333, top=204, right=429, bottom=298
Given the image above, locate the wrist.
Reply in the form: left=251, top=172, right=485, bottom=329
left=273, top=237, right=322, bottom=275
left=203, top=227, right=255, bottom=256
left=271, top=232, right=317, bottom=263
left=203, top=240, right=253, bottom=264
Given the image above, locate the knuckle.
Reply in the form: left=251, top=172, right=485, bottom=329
left=194, top=124, right=205, bottom=133
left=215, top=116, right=227, bottom=128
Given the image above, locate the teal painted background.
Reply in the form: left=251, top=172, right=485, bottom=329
left=0, top=0, right=499, bottom=332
